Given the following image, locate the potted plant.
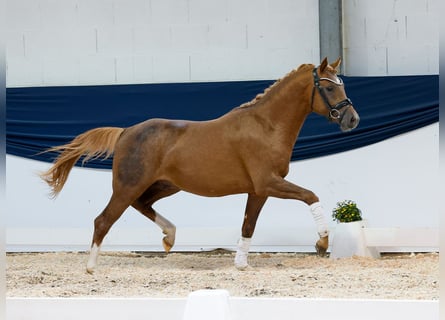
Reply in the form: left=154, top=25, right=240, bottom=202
left=330, top=200, right=380, bottom=259
left=332, top=200, right=362, bottom=223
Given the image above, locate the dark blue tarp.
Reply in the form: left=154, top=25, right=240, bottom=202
left=6, top=75, right=438, bottom=169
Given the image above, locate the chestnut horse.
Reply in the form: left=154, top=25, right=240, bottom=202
left=41, top=58, right=359, bottom=273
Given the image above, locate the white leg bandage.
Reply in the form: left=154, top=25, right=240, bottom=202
left=234, top=237, right=251, bottom=270
left=86, top=243, right=101, bottom=274
left=310, top=202, right=329, bottom=237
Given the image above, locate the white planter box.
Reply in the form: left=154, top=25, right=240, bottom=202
left=330, top=220, right=380, bottom=259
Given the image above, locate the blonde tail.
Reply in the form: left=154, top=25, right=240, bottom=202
left=40, top=127, right=124, bottom=198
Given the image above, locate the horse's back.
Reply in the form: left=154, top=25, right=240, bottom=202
left=112, top=116, right=256, bottom=196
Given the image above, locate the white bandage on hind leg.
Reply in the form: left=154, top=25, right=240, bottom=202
left=310, top=202, right=329, bottom=237
left=86, top=243, right=101, bottom=274
left=234, top=237, right=251, bottom=270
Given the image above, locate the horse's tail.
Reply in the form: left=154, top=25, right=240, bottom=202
left=40, top=127, right=125, bottom=198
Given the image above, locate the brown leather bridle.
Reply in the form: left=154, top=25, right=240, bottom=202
left=311, top=67, right=353, bottom=121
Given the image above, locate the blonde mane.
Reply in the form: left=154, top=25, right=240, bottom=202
left=237, top=63, right=315, bottom=109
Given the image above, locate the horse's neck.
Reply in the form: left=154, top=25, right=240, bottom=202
left=255, top=71, right=312, bottom=147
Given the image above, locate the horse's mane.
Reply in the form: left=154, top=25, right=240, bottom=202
left=237, top=63, right=315, bottom=109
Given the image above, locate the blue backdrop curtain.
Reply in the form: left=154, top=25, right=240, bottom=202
left=6, top=75, right=439, bottom=169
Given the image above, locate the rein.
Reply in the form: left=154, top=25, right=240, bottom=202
left=311, top=67, right=352, bottom=121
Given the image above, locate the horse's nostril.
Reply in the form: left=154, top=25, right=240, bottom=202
left=349, top=114, right=360, bottom=128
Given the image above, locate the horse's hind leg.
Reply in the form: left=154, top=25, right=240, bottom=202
left=86, top=193, right=132, bottom=274
left=131, top=181, right=180, bottom=253
left=235, top=194, right=268, bottom=270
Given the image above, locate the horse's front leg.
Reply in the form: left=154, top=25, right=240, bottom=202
left=235, top=194, right=267, bottom=270
left=262, top=176, right=329, bottom=256
left=310, top=202, right=329, bottom=256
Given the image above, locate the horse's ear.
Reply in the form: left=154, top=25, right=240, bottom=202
left=319, top=57, right=329, bottom=73
left=330, top=57, right=342, bottom=72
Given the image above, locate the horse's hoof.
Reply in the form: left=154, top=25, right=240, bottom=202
left=86, top=261, right=96, bottom=274
left=162, top=227, right=175, bottom=253
left=162, top=236, right=173, bottom=253
left=315, top=236, right=329, bottom=257
left=234, top=253, right=249, bottom=270
left=234, top=258, right=250, bottom=271
left=235, top=264, right=249, bottom=271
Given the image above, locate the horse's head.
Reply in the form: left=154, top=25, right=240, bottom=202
left=310, top=57, right=359, bottom=132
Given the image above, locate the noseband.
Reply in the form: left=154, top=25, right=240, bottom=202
left=311, top=67, right=352, bottom=121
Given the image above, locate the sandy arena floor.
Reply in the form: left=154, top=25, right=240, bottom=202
left=6, top=251, right=439, bottom=299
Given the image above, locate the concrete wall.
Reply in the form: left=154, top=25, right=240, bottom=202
left=343, top=0, right=439, bottom=75
left=6, top=0, right=439, bottom=86
left=6, top=0, right=320, bottom=87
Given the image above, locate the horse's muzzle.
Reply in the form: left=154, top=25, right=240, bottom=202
left=339, top=107, right=360, bottom=132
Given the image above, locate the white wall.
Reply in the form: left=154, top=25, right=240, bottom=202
left=6, top=0, right=320, bottom=87
left=343, top=0, right=439, bottom=75
left=6, top=124, right=439, bottom=252
left=6, top=0, right=439, bottom=85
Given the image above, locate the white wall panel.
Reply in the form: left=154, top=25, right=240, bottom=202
left=133, top=26, right=172, bottom=53
left=23, top=28, right=97, bottom=59
left=76, top=0, right=115, bottom=28
left=6, top=0, right=42, bottom=30
left=113, top=0, right=151, bottom=26
left=6, top=0, right=320, bottom=87
left=190, top=49, right=280, bottom=81
left=207, top=24, right=247, bottom=49
left=5, top=31, right=24, bottom=59
left=42, top=57, right=80, bottom=85
left=96, top=27, right=133, bottom=56
left=7, top=0, right=438, bottom=84
left=226, top=0, right=268, bottom=24
left=133, top=55, right=154, bottom=83
left=189, top=0, right=229, bottom=24
left=77, top=55, right=116, bottom=84
left=6, top=57, right=43, bottom=86
left=39, top=0, right=78, bottom=29
left=387, top=43, right=437, bottom=75
left=150, top=0, right=189, bottom=25
left=343, top=0, right=438, bottom=75
left=115, top=56, right=136, bottom=84
left=153, top=54, right=191, bottom=83
left=170, top=24, right=210, bottom=50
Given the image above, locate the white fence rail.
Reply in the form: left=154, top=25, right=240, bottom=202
left=6, top=226, right=439, bottom=253
left=6, top=293, right=439, bottom=320
left=363, top=227, right=439, bottom=252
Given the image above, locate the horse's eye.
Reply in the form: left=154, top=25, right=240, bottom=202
left=326, top=86, right=334, bottom=92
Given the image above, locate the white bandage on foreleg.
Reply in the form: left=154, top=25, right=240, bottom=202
left=310, top=202, right=329, bottom=237
left=234, top=237, right=251, bottom=270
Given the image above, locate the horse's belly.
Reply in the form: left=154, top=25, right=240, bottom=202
left=162, top=157, right=253, bottom=197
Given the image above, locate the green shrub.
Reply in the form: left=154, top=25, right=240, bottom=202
left=332, top=200, right=362, bottom=223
